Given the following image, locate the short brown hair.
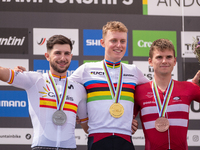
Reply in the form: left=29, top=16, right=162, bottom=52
left=46, top=35, right=73, bottom=51
left=102, top=21, right=128, bottom=39
left=149, top=39, right=175, bottom=59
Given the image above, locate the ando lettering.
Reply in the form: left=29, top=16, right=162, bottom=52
left=0, top=100, right=26, bottom=107
left=157, top=0, right=200, bottom=7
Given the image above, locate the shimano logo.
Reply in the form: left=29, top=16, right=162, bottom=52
left=90, top=71, right=104, bottom=75
left=86, top=39, right=101, bottom=46
left=0, top=36, right=25, bottom=46
left=0, top=100, right=26, bottom=107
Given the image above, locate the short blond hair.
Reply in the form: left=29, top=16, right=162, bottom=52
left=102, top=21, right=128, bottom=39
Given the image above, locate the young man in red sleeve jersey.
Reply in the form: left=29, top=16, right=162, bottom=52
left=134, top=38, right=200, bottom=150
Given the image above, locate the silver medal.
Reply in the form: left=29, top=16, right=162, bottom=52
left=52, top=110, right=67, bottom=126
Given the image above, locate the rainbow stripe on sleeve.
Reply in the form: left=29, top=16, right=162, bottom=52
left=84, top=80, right=135, bottom=103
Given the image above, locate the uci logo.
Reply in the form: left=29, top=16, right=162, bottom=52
left=90, top=71, right=104, bottom=75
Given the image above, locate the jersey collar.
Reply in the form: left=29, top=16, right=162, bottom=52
left=104, top=59, right=121, bottom=69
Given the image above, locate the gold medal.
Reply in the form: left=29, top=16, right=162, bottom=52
left=155, top=117, right=169, bottom=132
left=109, top=103, right=124, bottom=118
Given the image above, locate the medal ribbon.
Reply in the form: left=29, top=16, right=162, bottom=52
left=152, top=79, right=174, bottom=117
left=103, top=60, right=123, bottom=103
left=48, top=71, right=68, bottom=110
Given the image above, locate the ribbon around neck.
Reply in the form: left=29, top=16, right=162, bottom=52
left=48, top=71, right=68, bottom=110
left=152, top=79, right=174, bottom=117
left=103, top=60, right=123, bottom=103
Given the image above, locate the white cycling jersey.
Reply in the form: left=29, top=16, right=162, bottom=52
left=7, top=70, right=88, bottom=148
left=69, top=60, right=149, bottom=136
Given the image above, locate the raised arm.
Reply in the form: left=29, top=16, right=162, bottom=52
left=0, top=66, right=10, bottom=82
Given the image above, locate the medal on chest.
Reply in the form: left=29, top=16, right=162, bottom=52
left=48, top=71, right=68, bottom=126
left=152, top=79, right=174, bottom=132
left=103, top=60, right=124, bottom=118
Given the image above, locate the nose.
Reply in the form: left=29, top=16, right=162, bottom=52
left=60, top=54, right=66, bottom=61
left=162, top=57, right=167, bottom=63
left=116, top=41, right=121, bottom=47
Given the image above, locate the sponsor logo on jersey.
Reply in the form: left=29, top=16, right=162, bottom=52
left=39, top=83, right=74, bottom=101
left=145, top=92, right=153, bottom=99
left=123, top=74, right=134, bottom=77
left=173, top=96, right=180, bottom=100
left=90, top=71, right=104, bottom=75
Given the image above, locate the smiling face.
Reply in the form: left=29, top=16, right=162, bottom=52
left=101, top=30, right=127, bottom=63
left=148, top=48, right=176, bottom=77
left=45, top=44, right=73, bottom=76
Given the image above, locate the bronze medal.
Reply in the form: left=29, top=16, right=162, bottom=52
left=52, top=110, right=67, bottom=126
left=109, top=103, right=124, bottom=118
left=155, top=117, right=169, bottom=132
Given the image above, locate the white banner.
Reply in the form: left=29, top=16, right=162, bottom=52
left=33, top=28, right=79, bottom=56
left=181, top=31, right=200, bottom=58
left=148, top=1, right=200, bottom=16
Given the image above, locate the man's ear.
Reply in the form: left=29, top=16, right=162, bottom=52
left=174, top=57, right=177, bottom=66
left=45, top=52, right=50, bottom=61
left=100, top=39, right=105, bottom=48
left=148, top=57, right=153, bottom=67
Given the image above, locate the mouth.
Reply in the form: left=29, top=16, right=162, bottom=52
left=113, top=49, right=122, bottom=53
left=160, top=66, right=169, bottom=68
left=57, top=61, right=67, bottom=67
